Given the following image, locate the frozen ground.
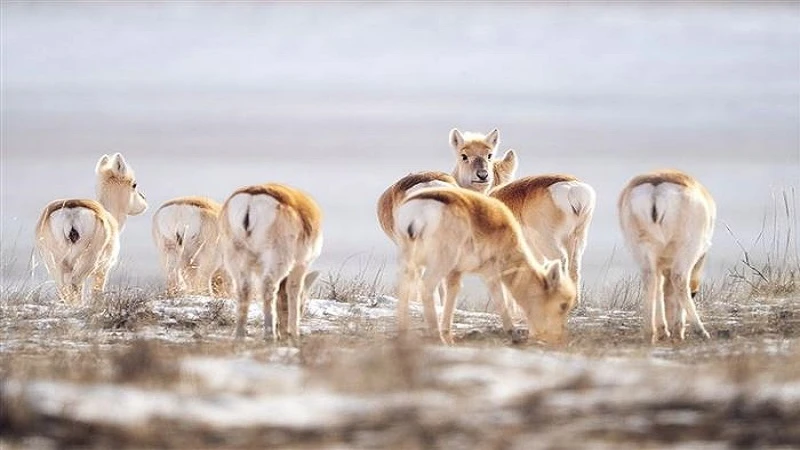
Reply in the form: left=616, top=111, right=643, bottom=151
left=2, top=285, right=799, bottom=449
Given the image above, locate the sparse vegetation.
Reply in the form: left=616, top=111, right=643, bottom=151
left=316, top=252, right=388, bottom=303
left=726, top=188, right=799, bottom=297
left=88, top=286, right=158, bottom=331
left=1, top=193, right=799, bottom=449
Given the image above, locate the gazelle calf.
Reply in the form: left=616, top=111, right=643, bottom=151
left=35, top=153, right=148, bottom=305
left=449, top=128, right=518, bottom=194
left=394, top=186, right=576, bottom=345
left=618, top=169, right=715, bottom=343
left=490, top=175, right=596, bottom=303
left=151, top=196, right=227, bottom=297
left=219, top=183, right=323, bottom=342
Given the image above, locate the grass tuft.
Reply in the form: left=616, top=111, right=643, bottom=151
left=316, top=252, right=388, bottom=303
left=726, top=188, right=799, bottom=298
left=89, top=287, right=157, bottom=331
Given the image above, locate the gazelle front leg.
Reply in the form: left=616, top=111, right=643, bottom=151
left=484, top=276, right=514, bottom=334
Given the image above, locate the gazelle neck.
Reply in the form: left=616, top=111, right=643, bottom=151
left=97, top=190, right=128, bottom=230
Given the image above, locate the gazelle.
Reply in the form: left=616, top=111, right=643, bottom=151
left=618, top=169, right=715, bottom=343
left=394, top=186, right=576, bottom=345
left=219, top=183, right=323, bottom=342
left=34, top=153, right=148, bottom=305
left=151, top=196, right=227, bottom=297
left=449, top=128, right=518, bottom=194
left=490, top=174, right=596, bottom=303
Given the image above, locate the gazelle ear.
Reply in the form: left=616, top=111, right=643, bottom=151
left=485, top=128, right=499, bottom=148
left=109, top=152, right=132, bottom=177
left=304, top=270, right=321, bottom=292
left=543, top=260, right=563, bottom=292
left=95, top=154, right=111, bottom=174
left=449, top=128, right=465, bottom=150
left=495, top=149, right=518, bottom=184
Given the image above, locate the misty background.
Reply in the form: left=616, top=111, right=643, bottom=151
left=2, top=2, right=798, bottom=301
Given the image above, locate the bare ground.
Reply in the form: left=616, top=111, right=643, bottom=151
left=1, top=274, right=799, bottom=450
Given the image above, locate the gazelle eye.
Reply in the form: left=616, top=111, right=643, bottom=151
left=132, top=182, right=138, bottom=189
left=487, top=154, right=492, bottom=160
left=461, top=154, right=468, bottom=162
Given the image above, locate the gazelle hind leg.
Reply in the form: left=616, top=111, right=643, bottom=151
left=419, top=267, right=446, bottom=341
left=283, top=265, right=308, bottom=344
left=667, top=268, right=710, bottom=340
left=439, top=271, right=463, bottom=345
left=232, top=271, right=252, bottom=339
left=396, top=259, right=420, bottom=336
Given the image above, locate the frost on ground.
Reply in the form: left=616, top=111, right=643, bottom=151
left=1, top=289, right=800, bottom=449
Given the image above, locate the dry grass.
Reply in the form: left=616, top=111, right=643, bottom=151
left=1, top=192, right=799, bottom=449
left=316, top=252, right=388, bottom=303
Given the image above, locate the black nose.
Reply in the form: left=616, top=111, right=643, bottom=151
left=476, top=169, right=489, bottom=181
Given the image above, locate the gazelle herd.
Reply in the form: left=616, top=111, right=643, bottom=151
left=34, top=129, right=717, bottom=346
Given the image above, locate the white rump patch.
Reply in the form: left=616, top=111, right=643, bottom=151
left=49, top=207, right=98, bottom=245
left=225, top=193, right=279, bottom=246
left=155, top=204, right=205, bottom=244
left=395, top=198, right=445, bottom=240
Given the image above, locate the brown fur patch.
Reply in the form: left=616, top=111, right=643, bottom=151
left=40, top=199, right=107, bottom=218
left=491, top=174, right=578, bottom=218
left=228, top=183, right=322, bottom=240
left=407, top=187, right=519, bottom=240
left=627, top=169, right=695, bottom=189
left=160, top=196, right=221, bottom=214
left=36, top=199, right=113, bottom=243
left=459, top=141, right=493, bottom=154
left=377, top=171, right=457, bottom=239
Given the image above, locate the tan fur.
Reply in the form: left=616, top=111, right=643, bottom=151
left=219, top=183, right=323, bottom=342
left=490, top=174, right=596, bottom=303
left=152, top=196, right=228, bottom=297
left=618, top=169, right=716, bottom=343
left=449, top=128, right=518, bottom=193
left=394, top=187, right=576, bottom=344
left=35, top=153, right=148, bottom=305
left=376, top=171, right=458, bottom=242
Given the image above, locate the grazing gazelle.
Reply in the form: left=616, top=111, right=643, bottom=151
left=618, top=169, right=715, bottom=343
left=151, top=196, right=227, bottom=297
left=219, top=183, right=323, bottom=342
left=449, top=128, right=518, bottom=193
left=35, top=153, right=148, bottom=305
left=394, top=186, right=577, bottom=345
left=490, top=174, right=596, bottom=303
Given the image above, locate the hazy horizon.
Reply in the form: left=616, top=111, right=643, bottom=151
left=2, top=2, right=798, bottom=299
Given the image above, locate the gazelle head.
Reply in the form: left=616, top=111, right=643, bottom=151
left=450, top=128, right=517, bottom=193
left=509, top=259, right=577, bottom=344
left=95, top=153, right=148, bottom=227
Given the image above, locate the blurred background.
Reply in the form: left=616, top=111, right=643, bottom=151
left=2, top=2, right=798, bottom=300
